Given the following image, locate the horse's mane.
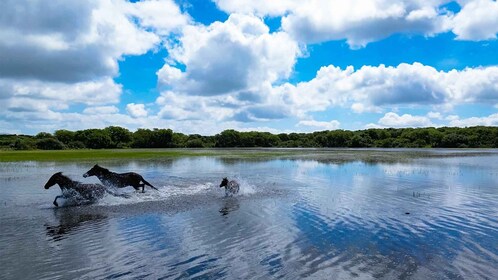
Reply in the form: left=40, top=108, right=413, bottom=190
left=95, top=165, right=110, bottom=173
left=54, top=172, right=81, bottom=185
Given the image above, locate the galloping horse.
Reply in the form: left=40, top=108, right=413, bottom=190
left=219, top=177, right=240, bottom=196
left=83, top=164, right=158, bottom=192
left=44, top=172, right=107, bottom=207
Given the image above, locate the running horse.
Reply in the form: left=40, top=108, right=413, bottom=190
left=83, top=164, right=158, bottom=192
left=219, top=177, right=240, bottom=196
left=44, top=172, right=107, bottom=207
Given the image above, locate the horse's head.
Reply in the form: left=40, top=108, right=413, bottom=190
left=44, top=172, right=63, bottom=189
left=83, top=164, right=102, bottom=178
left=220, top=177, right=228, bottom=188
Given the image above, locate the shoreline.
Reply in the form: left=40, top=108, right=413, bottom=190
left=1, top=147, right=497, bottom=162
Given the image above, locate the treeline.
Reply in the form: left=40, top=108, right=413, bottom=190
left=1, top=126, right=498, bottom=150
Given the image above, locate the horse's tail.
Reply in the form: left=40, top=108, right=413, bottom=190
left=142, top=178, right=158, bottom=191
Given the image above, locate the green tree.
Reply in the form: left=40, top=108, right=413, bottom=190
left=35, top=132, right=53, bottom=139
left=132, top=128, right=173, bottom=148
left=75, top=129, right=113, bottom=149
left=104, top=126, right=132, bottom=148
left=54, top=129, right=75, bottom=144
left=36, top=138, right=65, bottom=150
left=215, top=129, right=241, bottom=147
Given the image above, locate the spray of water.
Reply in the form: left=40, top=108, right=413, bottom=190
left=97, top=182, right=215, bottom=206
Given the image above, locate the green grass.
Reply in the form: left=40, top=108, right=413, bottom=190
left=0, top=148, right=494, bottom=162
left=0, top=148, right=297, bottom=162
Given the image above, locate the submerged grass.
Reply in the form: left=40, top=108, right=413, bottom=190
left=0, top=148, right=495, bottom=163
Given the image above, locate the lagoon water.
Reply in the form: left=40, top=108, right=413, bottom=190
left=1, top=149, right=498, bottom=279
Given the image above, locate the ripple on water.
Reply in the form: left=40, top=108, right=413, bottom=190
left=2, top=153, right=498, bottom=279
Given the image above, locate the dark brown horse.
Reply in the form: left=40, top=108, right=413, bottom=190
left=219, top=177, right=240, bottom=196
left=83, top=164, right=158, bottom=192
left=44, top=172, right=107, bottom=207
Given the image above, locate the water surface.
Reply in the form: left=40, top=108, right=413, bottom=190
left=1, top=149, right=497, bottom=279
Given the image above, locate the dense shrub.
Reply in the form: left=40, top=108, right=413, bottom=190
left=36, top=138, right=65, bottom=150
left=2, top=126, right=498, bottom=150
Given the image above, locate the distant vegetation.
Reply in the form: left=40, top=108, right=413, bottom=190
left=1, top=126, right=498, bottom=150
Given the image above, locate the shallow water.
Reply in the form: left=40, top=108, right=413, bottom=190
left=1, top=149, right=498, bottom=279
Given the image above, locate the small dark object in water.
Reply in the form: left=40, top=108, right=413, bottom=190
left=405, top=212, right=410, bottom=215
left=44, top=172, right=107, bottom=207
left=83, top=164, right=158, bottom=193
left=219, top=177, right=240, bottom=196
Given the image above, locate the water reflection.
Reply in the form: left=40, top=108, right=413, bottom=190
left=1, top=150, right=498, bottom=279
left=219, top=197, right=240, bottom=216
left=45, top=208, right=106, bottom=241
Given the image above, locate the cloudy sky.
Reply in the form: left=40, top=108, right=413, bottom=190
left=1, top=0, right=498, bottom=135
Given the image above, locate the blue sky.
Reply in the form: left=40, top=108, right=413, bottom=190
left=1, top=0, right=498, bottom=135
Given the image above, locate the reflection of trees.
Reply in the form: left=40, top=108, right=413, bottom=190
left=219, top=197, right=240, bottom=216
left=45, top=208, right=106, bottom=241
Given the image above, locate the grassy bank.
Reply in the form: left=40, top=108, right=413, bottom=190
left=0, top=148, right=298, bottom=162
left=1, top=148, right=496, bottom=163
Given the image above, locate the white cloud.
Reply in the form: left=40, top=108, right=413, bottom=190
left=155, top=91, right=233, bottom=121
left=297, top=119, right=341, bottom=131
left=83, top=106, right=120, bottom=115
left=271, top=63, right=498, bottom=116
left=127, top=0, right=190, bottom=36
left=0, top=77, right=121, bottom=111
left=378, top=112, right=434, bottom=127
left=451, top=0, right=498, bottom=40
left=212, top=0, right=296, bottom=16
left=282, top=0, right=451, bottom=47
left=159, top=14, right=300, bottom=96
left=427, top=111, right=443, bottom=119
left=214, top=0, right=498, bottom=47
left=0, top=0, right=188, bottom=133
left=155, top=61, right=498, bottom=130
left=446, top=115, right=460, bottom=121
left=0, top=0, right=188, bottom=82
left=153, top=13, right=302, bottom=129
left=126, top=103, right=148, bottom=118
left=213, top=0, right=452, bottom=48
left=448, top=113, right=498, bottom=127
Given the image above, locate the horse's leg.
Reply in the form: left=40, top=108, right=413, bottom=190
left=53, top=195, right=63, bottom=207
left=141, top=178, right=158, bottom=191
left=140, top=184, right=145, bottom=193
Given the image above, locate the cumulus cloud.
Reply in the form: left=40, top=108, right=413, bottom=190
left=158, top=14, right=300, bottom=96
left=155, top=60, right=498, bottom=130
left=378, top=112, right=434, bottom=128
left=451, top=0, right=498, bottom=40
left=214, top=0, right=498, bottom=47
left=271, top=63, right=498, bottom=116
left=0, top=77, right=121, bottom=111
left=212, top=0, right=295, bottom=16
left=282, top=0, right=451, bottom=48
left=126, top=103, right=148, bottom=118
left=127, top=0, right=189, bottom=35
left=427, top=111, right=443, bottom=119
left=213, top=0, right=453, bottom=48
left=369, top=112, right=498, bottom=129
left=0, top=0, right=187, bottom=83
left=232, top=105, right=291, bottom=122
left=156, top=91, right=234, bottom=121
left=448, top=113, right=498, bottom=127
left=297, top=119, right=341, bottom=131
left=83, top=106, right=120, bottom=115
left=0, top=0, right=188, bottom=132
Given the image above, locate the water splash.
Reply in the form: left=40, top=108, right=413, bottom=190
left=97, top=183, right=215, bottom=206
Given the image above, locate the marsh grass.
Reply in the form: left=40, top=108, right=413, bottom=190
left=0, top=148, right=297, bottom=162
left=0, top=148, right=495, bottom=162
